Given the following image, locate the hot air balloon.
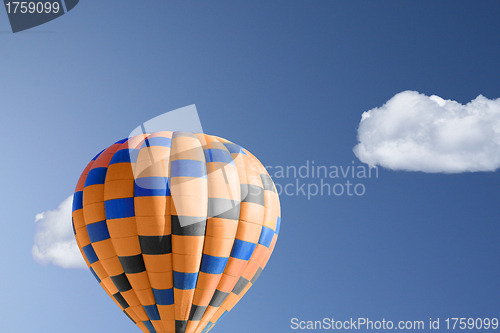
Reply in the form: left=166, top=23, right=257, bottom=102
left=72, top=131, right=281, bottom=333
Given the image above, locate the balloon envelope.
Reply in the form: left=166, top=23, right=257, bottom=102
left=72, top=132, right=281, bottom=333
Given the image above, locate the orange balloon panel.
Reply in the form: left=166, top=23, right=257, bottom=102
left=73, top=132, right=281, bottom=333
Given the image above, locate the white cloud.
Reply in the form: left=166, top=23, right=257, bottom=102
left=32, top=195, right=87, bottom=269
left=353, top=90, right=500, bottom=173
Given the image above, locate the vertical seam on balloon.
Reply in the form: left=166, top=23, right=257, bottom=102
left=134, top=133, right=167, bottom=330
left=214, top=152, right=266, bottom=319
left=82, top=145, right=131, bottom=315
left=189, top=135, right=241, bottom=333
left=140, top=132, right=172, bottom=332
left=105, top=139, right=151, bottom=325
left=170, top=132, right=179, bottom=328
left=197, top=141, right=254, bottom=328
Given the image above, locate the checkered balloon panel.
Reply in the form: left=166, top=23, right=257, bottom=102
left=73, top=132, right=281, bottom=333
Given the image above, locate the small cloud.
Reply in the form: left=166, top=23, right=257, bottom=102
left=32, top=195, right=86, bottom=269
left=353, top=90, right=500, bottom=173
left=34, top=212, right=44, bottom=222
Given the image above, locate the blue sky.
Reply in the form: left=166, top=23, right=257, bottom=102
left=2, top=1, right=500, bottom=332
